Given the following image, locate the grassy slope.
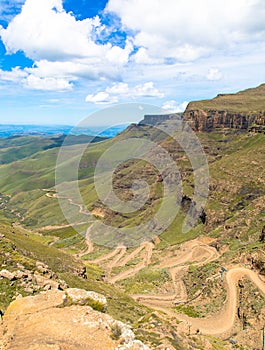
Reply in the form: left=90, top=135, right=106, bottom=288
left=0, top=222, right=187, bottom=349
left=0, top=134, right=108, bottom=165
left=186, top=83, right=265, bottom=113
left=0, top=126, right=264, bottom=244
left=0, top=127, right=264, bottom=349
left=0, top=222, right=146, bottom=322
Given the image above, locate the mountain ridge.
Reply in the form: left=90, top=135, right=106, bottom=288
left=183, top=84, right=265, bottom=132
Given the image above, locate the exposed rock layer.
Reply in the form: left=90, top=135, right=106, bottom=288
left=139, top=113, right=181, bottom=126
left=0, top=289, right=149, bottom=350
left=183, top=84, right=265, bottom=132
left=183, top=109, right=265, bottom=132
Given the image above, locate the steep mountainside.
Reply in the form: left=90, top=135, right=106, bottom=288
left=0, top=85, right=265, bottom=349
left=184, top=84, right=265, bottom=132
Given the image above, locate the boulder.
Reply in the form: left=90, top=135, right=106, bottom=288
left=0, top=269, right=16, bottom=281
left=65, top=288, right=107, bottom=312
left=1, top=289, right=150, bottom=350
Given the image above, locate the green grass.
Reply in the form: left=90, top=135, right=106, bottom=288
left=186, top=83, right=265, bottom=113
left=0, top=223, right=149, bottom=324
left=118, top=267, right=170, bottom=294
left=173, top=304, right=202, bottom=318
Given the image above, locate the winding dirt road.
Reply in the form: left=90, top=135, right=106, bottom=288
left=93, top=237, right=265, bottom=337
left=108, top=242, right=154, bottom=284
left=42, top=190, right=265, bottom=337
left=132, top=238, right=219, bottom=305
left=139, top=267, right=265, bottom=336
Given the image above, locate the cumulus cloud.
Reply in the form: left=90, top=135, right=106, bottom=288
left=1, top=0, right=265, bottom=100
left=0, top=63, right=73, bottom=91
left=106, top=0, right=265, bottom=62
left=133, top=82, right=164, bottom=98
left=0, top=0, right=133, bottom=91
left=106, top=82, right=129, bottom=94
left=133, top=47, right=162, bottom=65
left=86, top=81, right=164, bottom=104
left=85, top=91, right=118, bottom=104
left=0, top=0, right=100, bottom=60
left=0, top=67, right=27, bottom=82
left=206, top=68, right=223, bottom=81
left=24, top=75, right=73, bottom=91
left=162, top=100, right=189, bottom=113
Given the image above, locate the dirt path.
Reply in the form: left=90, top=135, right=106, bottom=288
left=40, top=223, right=89, bottom=231
left=106, top=246, right=127, bottom=275
left=158, top=239, right=219, bottom=269
left=75, top=226, right=95, bottom=258
left=131, top=238, right=219, bottom=305
left=44, top=190, right=97, bottom=254
left=107, top=242, right=154, bottom=284
left=116, top=245, right=146, bottom=267
left=138, top=267, right=265, bottom=336
left=91, top=246, right=124, bottom=264
left=76, top=238, right=94, bottom=258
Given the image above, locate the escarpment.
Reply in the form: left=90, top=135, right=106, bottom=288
left=139, top=113, right=181, bottom=126
left=183, top=84, right=265, bottom=132
left=183, top=109, right=265, bottom=132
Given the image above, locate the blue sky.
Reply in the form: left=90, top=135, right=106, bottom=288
left=0, top=0, right=265, bottom=125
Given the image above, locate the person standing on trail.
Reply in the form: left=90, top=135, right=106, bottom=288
left=220, top=266, right=227, bottom=282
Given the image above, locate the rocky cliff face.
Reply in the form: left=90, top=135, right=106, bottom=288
left=139, top=113, right=181, bottom=126
left=182, top=84, right=265, bottom=132
left=183, top=108, right=265, bottom=132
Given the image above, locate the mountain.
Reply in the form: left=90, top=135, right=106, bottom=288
left=184, top=84, right=265, bottom=132
left=0, top=84, right=265, bottom=349
left=186, top=83, right=265, bottom=113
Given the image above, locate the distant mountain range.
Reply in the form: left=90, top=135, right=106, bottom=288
left=0, top=124, right=129, bottom=138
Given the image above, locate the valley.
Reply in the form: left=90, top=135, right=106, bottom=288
left=0, top=85, right=265, bottom=349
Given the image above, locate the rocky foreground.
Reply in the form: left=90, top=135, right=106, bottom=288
left=0, top=287, right=150, bottom=350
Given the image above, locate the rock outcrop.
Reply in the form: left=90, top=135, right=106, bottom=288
left=0, top=289, right=150, bottom=350
left=183, top=109, right=265, bottom=132
left=139, top=113, right=181, bottom=126
left=183, top=84, right=265, bottom=132
left=0, top=261, right=68, bottom=299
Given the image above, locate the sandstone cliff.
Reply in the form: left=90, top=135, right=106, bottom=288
left=183, top=84, right=265, bottom=132
left=139, top=113, right=181, bottom=126
left=0, top=288, right=150, bottom=350
left=183, top=109, right=265, bottom=132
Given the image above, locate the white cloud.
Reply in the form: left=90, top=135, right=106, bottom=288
left=106, top=0, right=265, bottom=62
left=86, top=81, right=164, bottom=104
left=0, top=67, right=27, bottom=82
left=85, top=91, right=118, bottom=104
left=206, top=68, right=223, bottom=81
left=0, top=0, right=99, bottom=60
left=1, top=0, right=265, bottom=109
left=0, top=64, right=73, bottom=91
left=24, top=75, right=73, bottom=91
left=133, top=82, right=164, bottom=98
left=133, top=47, right=162, bottom=64
left=106, top=82, right=129, bottom=94
left=162, top=100, right=189, bottom=113
left=0, top=0, right=133, bottom=89
left=106, top=39, right=133, bottom=65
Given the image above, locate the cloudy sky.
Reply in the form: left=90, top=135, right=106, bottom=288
left=0, top=0, right=265, bottom=125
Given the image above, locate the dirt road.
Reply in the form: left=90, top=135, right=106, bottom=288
left=138, top=267, right=265, bottom=336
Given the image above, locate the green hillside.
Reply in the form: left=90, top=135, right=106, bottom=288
left=0, top=134, right=107, bottom=165
left=186, top=83, right=265, bottom=113
left=0, top=108, right=265, bottom=349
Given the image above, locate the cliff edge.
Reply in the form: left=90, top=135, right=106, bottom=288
left=0, top=288, right=149, bottom=350
left=183, top=84, right=265, bottom=132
